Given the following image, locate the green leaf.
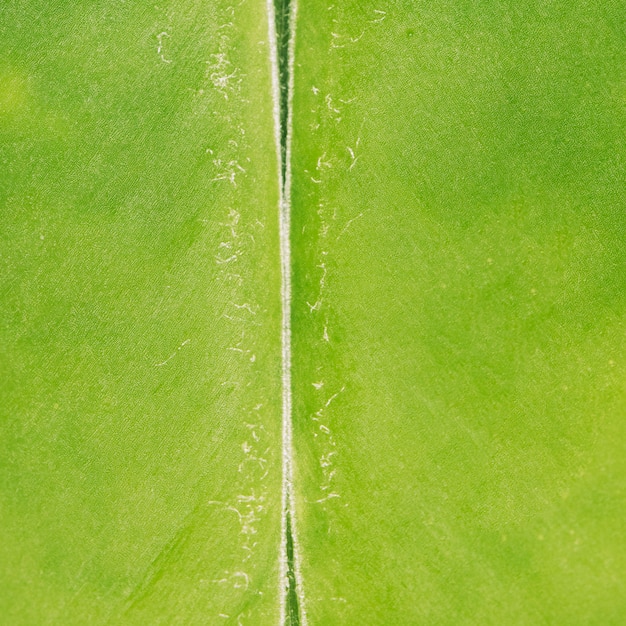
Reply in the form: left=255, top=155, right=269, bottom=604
left=291, top=2, right=626, bottom=624
left=1, top=1, right=283, bottom=623
left=2, top=1, right=626, bottom=624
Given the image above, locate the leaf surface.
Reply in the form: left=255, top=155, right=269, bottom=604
left=290, top=2, right=626, bottom=624
left=2, top=1, right=626, bottom=625
left=1, top=1, right=283, bottom=623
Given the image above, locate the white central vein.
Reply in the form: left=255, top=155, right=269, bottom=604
left=265, top=0, right=306, bottom=623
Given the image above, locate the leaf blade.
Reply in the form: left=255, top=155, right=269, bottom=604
left=0, top=1, right=284, bottom=623
left=291, top=2, right=626, bottom=623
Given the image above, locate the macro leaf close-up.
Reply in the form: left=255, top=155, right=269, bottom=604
left=1, top=1, right=625, bottom=624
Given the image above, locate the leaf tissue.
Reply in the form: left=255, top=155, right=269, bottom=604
left=1, top=1, right=625, bottom=624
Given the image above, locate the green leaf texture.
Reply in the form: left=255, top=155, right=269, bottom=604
left=1, top=1, right=282, bottom=623
left=291, top=2, right=626, bottom=624
left=2, top=1, right=626, bottom=624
